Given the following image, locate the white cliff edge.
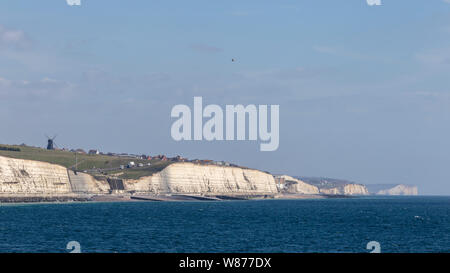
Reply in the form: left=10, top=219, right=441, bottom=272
left=0, top=155, right=109, bottom=196
left=274, top=175, right=320, bottom=194
left=0, top=156, right=278, bottom=196
left=124, top=162, right=278, bottom=195
left=376, top=184, right=418, bottom=196
left=319, top=184, right=369, bottom=195
left=1, top=155, right=373, bottom=198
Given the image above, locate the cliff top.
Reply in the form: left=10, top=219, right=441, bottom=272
left=365, top=184, right=417, bottom=194
left=0, top=144, right=172, bottom=179
left=297, top=176, right=364, bottom=189
left=0, top=144, right=261, bottom=180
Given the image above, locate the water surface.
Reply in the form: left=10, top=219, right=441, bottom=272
left=0, top=196, right=448, bottom=253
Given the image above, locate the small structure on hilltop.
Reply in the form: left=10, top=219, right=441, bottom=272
left=88, top=149, right=100, bottom=155
left=155, top=155, right=167, bottom=161
left=46, top=135, right=58, bottom=150
left=170, top=155, right=186, bottom=162
left=75, top=149, right=86, bottom=154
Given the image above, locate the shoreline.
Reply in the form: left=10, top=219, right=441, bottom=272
left=0, top=193, right=353, bottom=204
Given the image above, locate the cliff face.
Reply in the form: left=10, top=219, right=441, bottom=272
left=297, top=177, right=369, bottom=196
left=376, top=184, right=418, bottom=196
left=343, top=184, right=369, bottom=195
left=319, top=184, right=369, bottom=195
left=124, top=162, right=278, bottom=195
left=0, top=155, right=109, bottom=195
left=319, top=187, right=340, bottom=195
left=68, top=170, right=110, bottom=193
left=0, top=156, right=278, bottom=196
left=278, top=175, right=319, bottom=194
left=0, top=155, right=72, bottom=195
left=0, top=155, right=373, bottom=198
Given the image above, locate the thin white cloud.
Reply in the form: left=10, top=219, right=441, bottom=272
left=312, top=46, right=337, bottom=54
left=0, top=76, right=76, bottom=101
left=41, top=77, right=59, bottom=83
left=0, top=25, right=30, bottom=49
left=312, top=45, right=381, bottom=61
left=0, top=77, right=11, bottom=87
left=189, top=43, right=223, bottom=53
left=415, top=48, right=450, bottom=65
left=230, top=11, right=249, bottom=17
left=412, top=91, right=450, bottom=98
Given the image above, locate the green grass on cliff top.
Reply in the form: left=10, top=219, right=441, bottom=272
left=0, top=144, right=172, bottom=179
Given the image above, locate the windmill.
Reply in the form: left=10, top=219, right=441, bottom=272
left=46, top=134, right=58, bottom=150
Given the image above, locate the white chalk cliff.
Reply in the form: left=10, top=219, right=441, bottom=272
left=1, top=155, right=373, bottom=198
left=0, top=155, right=109, bottom=196
left=376, top=184, right=418, bottom=196
left=319, top=184, right=369, bottom=195
left=277, top=175, right=320, bottom=194
left=0, top=155, right=72, bottom=195
left=0, top=156, right=277, bottom=196
left=124, top=162, right=278, bottom=195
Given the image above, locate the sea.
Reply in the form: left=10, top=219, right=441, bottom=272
left=0, top=196, right=449, bottom=253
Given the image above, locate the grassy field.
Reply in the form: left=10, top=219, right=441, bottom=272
left=0, top=144, right=172, bottom=179
left=108, top=164, right=172, bottom=179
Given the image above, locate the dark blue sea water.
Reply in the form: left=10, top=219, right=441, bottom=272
left=0, top=196, right=449, bottom=253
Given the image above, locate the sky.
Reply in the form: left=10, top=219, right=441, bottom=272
left=1, top=0, right=450, bottom=195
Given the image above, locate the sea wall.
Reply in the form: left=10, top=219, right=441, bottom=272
left=124, top=162, right=278, bottom=195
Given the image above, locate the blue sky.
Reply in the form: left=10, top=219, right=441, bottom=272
left=1, top=0, right=450, bottom=194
